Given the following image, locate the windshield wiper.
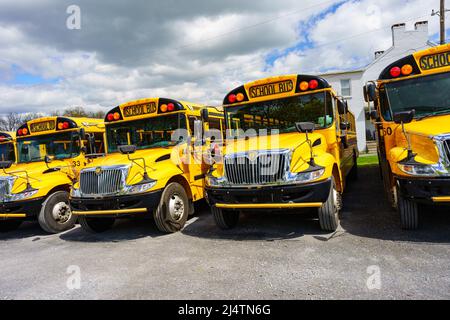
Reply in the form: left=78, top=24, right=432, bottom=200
left=416, top=109, right=450, bottom=121
left=21, top=156, right=45, bottom=163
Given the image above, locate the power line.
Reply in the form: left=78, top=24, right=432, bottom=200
left=209, top=13, right=431, bottom=72
left=176, top=0, right=341, bottom=50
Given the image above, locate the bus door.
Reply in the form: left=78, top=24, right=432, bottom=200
left=336, top=98, right=353, bottom=176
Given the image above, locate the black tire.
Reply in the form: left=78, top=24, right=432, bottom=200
left=79, top=216, right=115, bottom=233
left=38, top=191, right=77, bottom=234
left=212, top=206, right=239, bottom=230
left=154, top=182, right=189, bottom=233
left=0, top=220, right=23, bottom=233
left=318, top=178, right=340, bottom=232
left=348, top=152, right=358, bottom=181
left=397, top=187, right=419, bottom=230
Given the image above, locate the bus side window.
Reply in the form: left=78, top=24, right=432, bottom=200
left=93, top=133, right=104, bottom=153
left=188, top=116, right=199, bottom=137
left=84, top=132, right=105, bottom=154
left=208, top=117, right=224, bottom=142
left=379, top=88, right=392, bottom=121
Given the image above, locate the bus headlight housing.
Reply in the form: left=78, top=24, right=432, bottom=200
left=205, top=174, right=228, bottom=187
left=8, top=189, right=38, bottom=202
left=70, top=187, right=81, bottom=198
left=397, top=163, right=438, bottom=176
left=123, top=181, right=157, bottom=195
left=289, top=168, right=325, bottom=183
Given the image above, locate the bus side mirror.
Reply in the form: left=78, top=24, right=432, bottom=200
left=363, top=84, right=376, bottom=102
left=338, top=100, right=348, bottom=115
left=201, top=109, right=209, bottom=122
left=79, top=128, right=86, bottom=140
left=118, top=145, right=137, bottom=155
left=369, top=110, right=378, bottom=120
left=340, top=122, right=350, bottom=131
left=393, top=110, right=415, bottom=124
left=0, top=161, right=13, bottom=169
left=45, top=155, right=53, bottom=164
left=295, top=122, right=315, bottom=134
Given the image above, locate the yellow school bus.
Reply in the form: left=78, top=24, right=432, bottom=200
left=70, top=97, right=224, bottom=233
left=0, top=117, right=105, bottom=233
left=364, top=44, right=450, bottom=229
left=0, top=132, right=16, bottom=163
left=205, top=74, right=358, bottom=231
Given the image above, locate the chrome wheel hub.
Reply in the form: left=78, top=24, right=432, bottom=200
left=168, top=194, right=184, bottom=221
left=52, top=202, right=72, bottom=224
left=333, top=188, right=342, bottom=212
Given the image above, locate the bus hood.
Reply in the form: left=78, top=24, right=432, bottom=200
left=0, top=160, right=76, bottom=194
left=222, top=131, right=327, bottom=172
left=223, top=132, right=325, bottom=154
left=391, top=115, right=450, bottom=164
left=85, top=147, right=175, bottom=169
left=404, top=114, right=450, bottom=137
left=82, top=147, right=180, bottom=186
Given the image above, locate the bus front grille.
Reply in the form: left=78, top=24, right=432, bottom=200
left=224, top=150, right=289, bottom=185
left=79, top=167, right=127, bottom=196
left=443, top=140, right=450, bottom=163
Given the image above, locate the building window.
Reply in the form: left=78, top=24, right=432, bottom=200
left=340, top=79, right=351, bottom=97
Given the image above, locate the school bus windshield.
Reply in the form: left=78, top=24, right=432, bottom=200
left=225, top=92, right=333, bottom=135
left=17, top=131, right=81, bottom=163
left=0, top=142, right=15, bottom=162
left=384, top=72, right=450, bottom=120
left=106, top=113, right=187, bottom=153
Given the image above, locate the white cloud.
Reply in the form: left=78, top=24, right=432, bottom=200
left=269, top=0, right=442, bottom=75
left=0, top=0, right=443, bottom=116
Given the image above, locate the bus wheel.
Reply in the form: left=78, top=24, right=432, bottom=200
left=397, top=188, right=419, bottom=230
left=212, top=206, right=239, bottom=230
left=38, top=191, right=77, bottom=234
left=79, top=216, right=115, bottom=233
left=318, top=178, right=340, bottom=232
left=0, top=220, right=23, bottom=233
left=154, top=182, right=189, bottom=233
left=348, top=152, right=358, bottom=181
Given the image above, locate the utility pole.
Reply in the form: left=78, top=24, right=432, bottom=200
left=432, top=0, right=449, bottom=45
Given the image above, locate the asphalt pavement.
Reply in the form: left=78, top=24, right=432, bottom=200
left=1, top=165, right=449, bottom=299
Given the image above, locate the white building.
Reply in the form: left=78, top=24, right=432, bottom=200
left=320, top=21, right=435, bottom=152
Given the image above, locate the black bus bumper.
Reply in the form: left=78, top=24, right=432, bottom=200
left=70, top=190, right=163, bottom=218
left=205, top=178, right=331, bottom=210
left=397, top=177, right=450, bottom=205
left=0, top=197, right=45, bottom=220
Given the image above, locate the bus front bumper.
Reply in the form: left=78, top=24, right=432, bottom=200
left=397, top=177, right=450, bottom=204
left=70, top=190, right=163, bottom=217
left=0, top=197, right=45, bottom=220
left=205, top=178, right=331, bottom=210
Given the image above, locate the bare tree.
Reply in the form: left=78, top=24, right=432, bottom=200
left=0, top=106, right=106, bottom=132
left=0, top=112, right=41, bottom=131
left=51, top=106, right=106, bottom=119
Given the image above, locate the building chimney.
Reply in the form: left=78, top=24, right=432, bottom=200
left=391, top=21, right=429, bottom=47
left=414, top=21, right=428, bottom=32
left=391, top=23, right=406, bottom=46
left=374, top=51, right=385, bottom=59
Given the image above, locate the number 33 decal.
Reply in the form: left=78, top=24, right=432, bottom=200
left=72, top=160, right=81, bottom=167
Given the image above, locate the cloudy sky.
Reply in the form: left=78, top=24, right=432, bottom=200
left=0, top=0, right=447, bottom=114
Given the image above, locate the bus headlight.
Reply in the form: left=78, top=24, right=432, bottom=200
left=397, top=163, right=438, bottom=176
left=289, top=168, right=325, bottom=183
left=70, top=187, right=81, bottom=198
left=123, top=181, right=157, bottom=195
left=8, top=189, right=38, bottom=202
left=206, top=175, right=227, bottom=187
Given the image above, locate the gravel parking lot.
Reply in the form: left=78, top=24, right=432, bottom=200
left=1, top=165, right=450, bottom=300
